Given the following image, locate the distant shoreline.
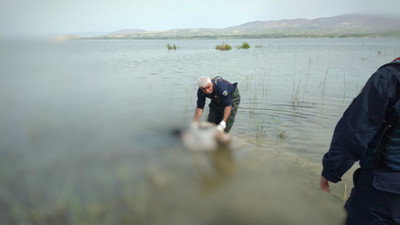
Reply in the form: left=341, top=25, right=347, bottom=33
left=63, top=14, right=400, bottom=41
left=70, top=32, right=400, bottom=41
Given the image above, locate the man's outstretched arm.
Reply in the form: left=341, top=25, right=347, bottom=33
left=193, top=107, right=203, bottom=122
left=222, top=106, right=232, bottom=122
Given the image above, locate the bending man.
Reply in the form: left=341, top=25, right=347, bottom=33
left=193, top=76, right=240, bottom=133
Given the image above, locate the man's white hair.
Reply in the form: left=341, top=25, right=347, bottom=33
left=197, top=76, right=211, bottom=87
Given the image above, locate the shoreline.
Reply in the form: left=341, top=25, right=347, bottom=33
left=69, top=33, right=400, bottom=41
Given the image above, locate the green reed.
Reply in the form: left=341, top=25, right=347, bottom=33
left=237, top=42, right=250, bottom=49
left=292, top=72, right=302, bottom=106
left=321, top=62, right=330, bottom=105
left=249, top=95, right=257, bottom=117
left=302, top=56, right=311, bottom=101
left=272, top=117, right=286, bottom=139
left=216, top=43, right=232, bottom=51
left=255, top=119, right=267, bottom=141
left=167, top=43, right=178, bottom=50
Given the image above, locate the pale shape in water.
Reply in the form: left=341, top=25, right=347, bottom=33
left=181, top=122, right=231, bottom=151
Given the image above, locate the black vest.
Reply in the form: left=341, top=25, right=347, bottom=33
left=360, top=61, right=400, bottom=171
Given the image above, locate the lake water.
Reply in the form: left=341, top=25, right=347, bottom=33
left=1, top=38, right=400, bottom=225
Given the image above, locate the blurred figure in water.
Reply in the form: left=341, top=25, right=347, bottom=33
left=193, top=76, right=240, bottom=133
left=321, top=58, right=400, bottom=225
left=181, top=121, right=231, bottom=151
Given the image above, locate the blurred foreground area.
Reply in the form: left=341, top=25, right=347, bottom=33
left=0, top=138, right=351, bottom=225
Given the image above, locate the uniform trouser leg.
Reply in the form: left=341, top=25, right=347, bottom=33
left=344, top=168, right=400, bottom=225
left=207, top=88, right=240, bottom=133
left=225, top=88, right=240, bottom=133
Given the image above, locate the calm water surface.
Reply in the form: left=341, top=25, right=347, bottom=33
left=1, top=38, right=400, bottom=224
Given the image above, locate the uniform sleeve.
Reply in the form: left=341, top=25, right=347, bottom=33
left=322, top=68, right=397, bottom=183
left=196, top=89, right=206, bottom=109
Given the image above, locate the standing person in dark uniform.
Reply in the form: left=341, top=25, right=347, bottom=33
left=320, top=58, right=400, bottom=225
left=193, top=76, right=240, bottom=133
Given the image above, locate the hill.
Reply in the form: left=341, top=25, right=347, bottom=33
left=75, top=14, right=400, bottom=39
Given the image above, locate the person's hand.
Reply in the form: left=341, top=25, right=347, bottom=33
left=216, top=121, right=226, bottom=132
left=320, top=176, right=330, bottom=192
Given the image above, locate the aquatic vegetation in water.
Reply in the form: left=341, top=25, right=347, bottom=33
left=320, top=62, right=330, bottom=105
left=254, top=44, right=263, bottom=48
left=216, top=43, right=232, bottom=51
left=249, top=117, right=268, bottom=142
left=302, top=56, right=311, bottom=101
left=255, top=119, right=267, bottom=141
left=272, top=117, right=286, bottom=139
left=167, top=43, right=178, bottom=50
left=292, top=72, right=301, bottom=106
left=243, top=74, right=251, bottom=91
left=237, top=42, right=250, bottom=49
left=249, top=95, right=257, bottom=117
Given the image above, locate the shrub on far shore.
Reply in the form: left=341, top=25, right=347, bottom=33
left=216, top=43, right=232, bottom=51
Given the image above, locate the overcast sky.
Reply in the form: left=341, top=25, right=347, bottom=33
left=1, top=0, right=400, bottom=38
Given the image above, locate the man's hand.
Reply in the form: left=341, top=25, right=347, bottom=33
left=320, top=176, right=330, bottom=192
left=217, top=121, right=226, bottom=132
left=194, top=108, right=203, bottom=123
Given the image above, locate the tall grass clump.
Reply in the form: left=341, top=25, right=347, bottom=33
left=216, top=43, right=232, bottom=51
left=167, top=43, right=178, bottom=50
left=237, top=42, right=250, bottom=49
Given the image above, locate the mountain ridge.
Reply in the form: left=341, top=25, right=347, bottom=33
left=73, top=14, right=400, bottom=39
